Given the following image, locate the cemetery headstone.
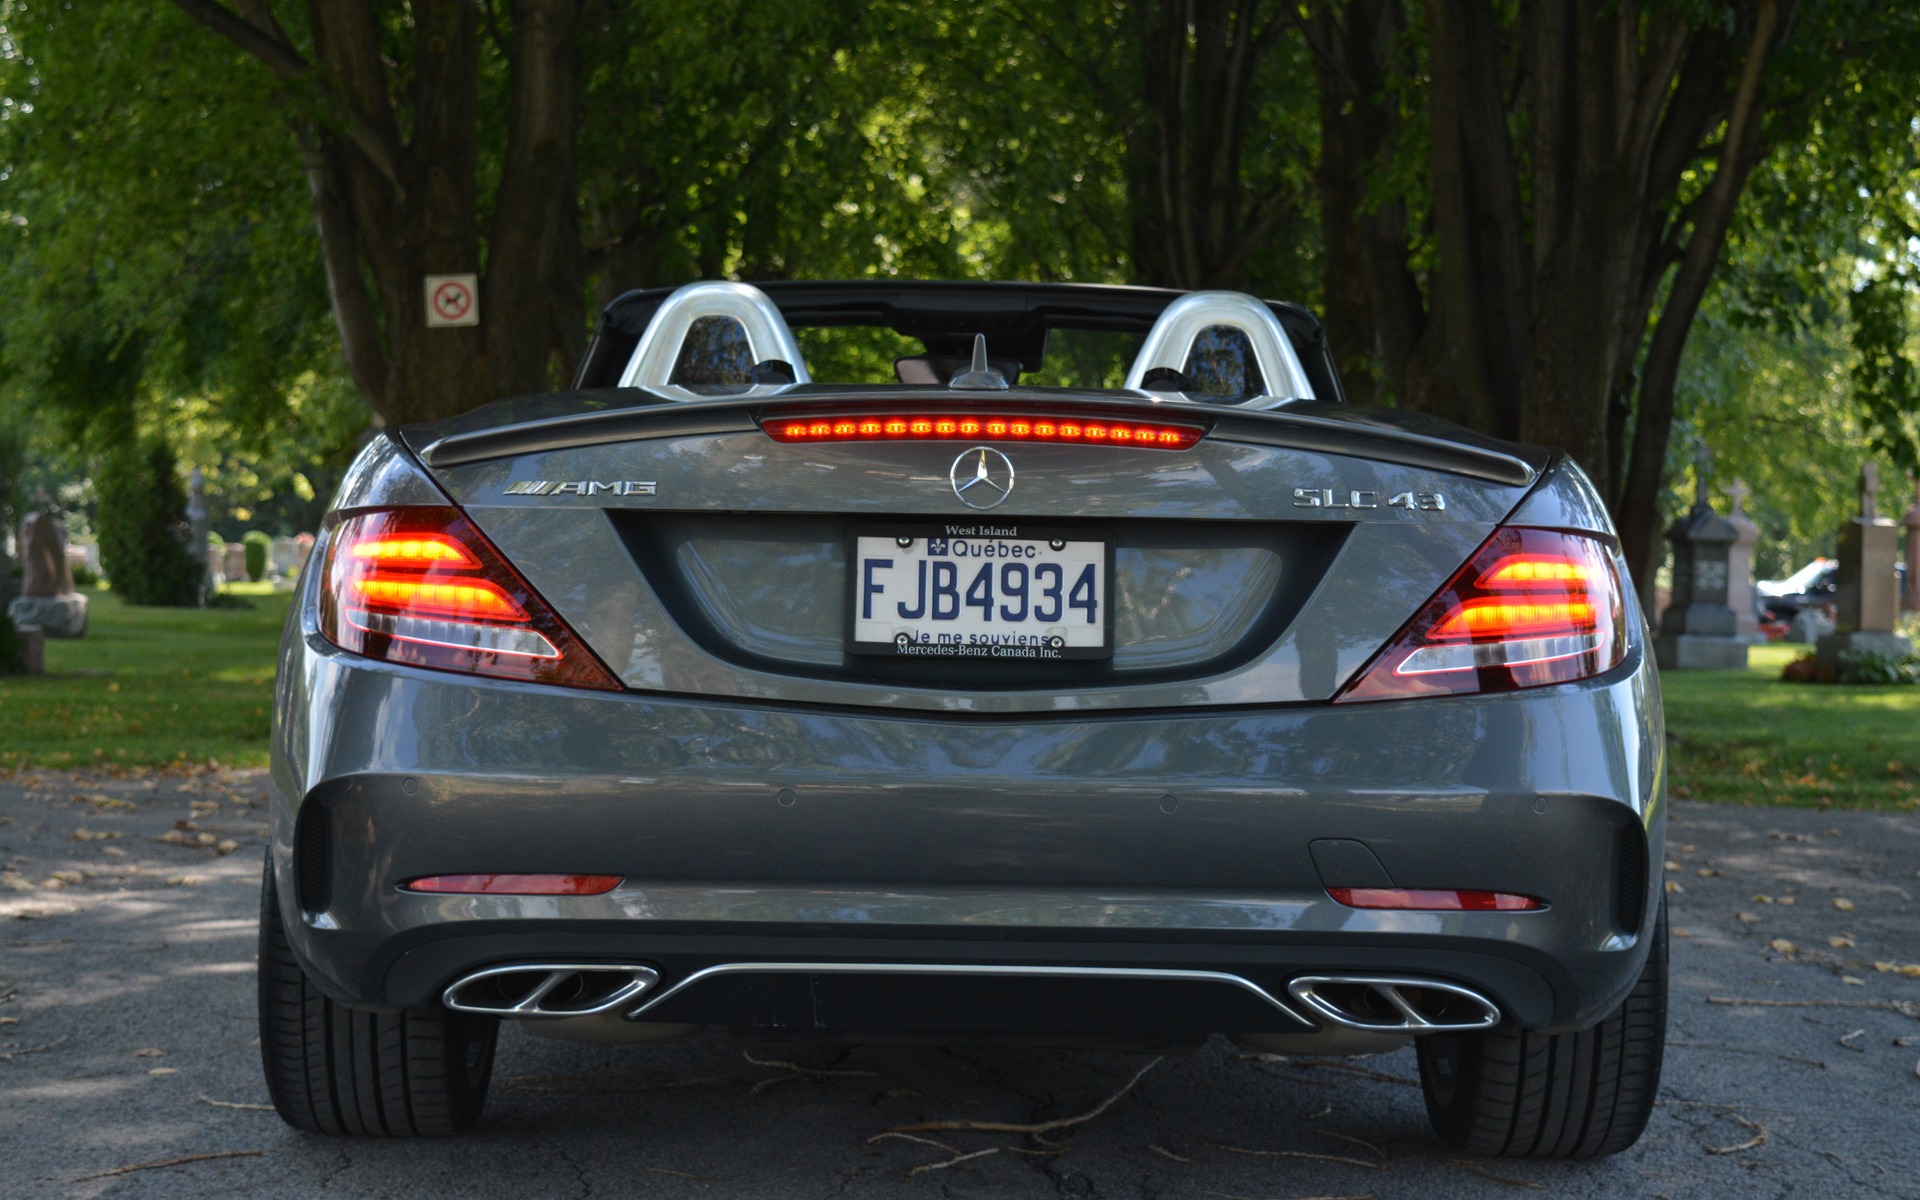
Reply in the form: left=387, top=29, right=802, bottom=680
left=7, top=511, right=89, bottom=637
left=1726, top=480, right=1761, bottom=641
left=187, top=468, right=211, bottom=603
left=0, top=466, right=13, bottom=606
left=1904, top=475, right=1920, bottom=613
left=270, top=536, right=300, bottom=586
left=1816, top=463, right=1911, bottom=667
left=15, top=622, right=45, bottom=675
left=223, top=543, right=248, bottom=586
left=1653, top=448, right=1747, bottom=669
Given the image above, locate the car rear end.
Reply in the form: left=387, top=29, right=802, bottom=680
left=261, top=284, right=1665, bottom=1154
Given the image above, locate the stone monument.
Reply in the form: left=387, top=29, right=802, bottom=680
left=1653, top=446, right=1748, bottom=669
left=1726, top=480, right=1761, bottom=641
left=1815, top=463, right=1910, bottom=667
left=1904, top=475, right=1920, bottom=613
left=0, top=465, right=14, bottom=607
left=187, top=467, right=211, bottom=604
left=7, top=511, right=89, bottom=637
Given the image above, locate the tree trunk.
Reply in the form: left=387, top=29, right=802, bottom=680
left=173, top=0, right=587, bottom=426
left=1312, top=0, right=1797, bottom=601
left=1129, top=0, right=1290, bottom=291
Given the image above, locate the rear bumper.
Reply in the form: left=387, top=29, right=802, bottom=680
left=269, top=626, right=1665, bottom=1036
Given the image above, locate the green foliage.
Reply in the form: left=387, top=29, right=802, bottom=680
left=242, top=531, right=271, bottom=583
left=1834, top=649, right=1920, bottom=687
left=96, top=439, right=203, bottom=607
left=69, top=563, right=98, bottom=588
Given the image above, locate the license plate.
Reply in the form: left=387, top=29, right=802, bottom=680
left=848, top=525, right=1112, bottom=661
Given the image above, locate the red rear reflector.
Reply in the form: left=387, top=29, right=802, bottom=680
left=404, top=874, right=623, bottom=896
left=1336, top=527, right=1627, bottom=702
left=764, top=413, right=1204, bottom=450
left=1328, top=887, right=1543, bottom=912
left=319, top=507, right=622, bottom=691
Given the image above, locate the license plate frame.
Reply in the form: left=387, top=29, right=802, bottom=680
left=846, top=523, right=1115, bottom=662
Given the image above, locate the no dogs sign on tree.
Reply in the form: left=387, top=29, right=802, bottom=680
left=425, top=274, right=480, bottom=328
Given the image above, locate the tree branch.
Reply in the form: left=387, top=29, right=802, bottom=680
left=170, top=0, right=309, bottom=78
left=1619, top=0, right=1795, bottom=572
left=170, top=0, right=408, bottom=200
left=297, top=140, right=391, bottom=408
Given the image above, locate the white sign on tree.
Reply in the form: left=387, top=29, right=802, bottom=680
left=424, top=274, right=480, bottom=328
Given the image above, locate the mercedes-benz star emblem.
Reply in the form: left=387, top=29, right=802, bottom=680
left=949, top=447, right=1015, bottom=510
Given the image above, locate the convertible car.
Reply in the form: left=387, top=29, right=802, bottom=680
left=262, top=281, right=1666, bottom=1158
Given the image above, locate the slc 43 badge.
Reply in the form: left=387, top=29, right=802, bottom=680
left=1293, top=488, right=1445, bottom=511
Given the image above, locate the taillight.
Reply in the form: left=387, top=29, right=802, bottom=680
left=763, top=413, right=1205, bottom=449
left=318, top=507, right=622, bottom=691
left=1328, top=887, right=1544, bottom=912
left=1335, top=527, right=1626, bottom=703
left=403, top=874, right=623, bottom=895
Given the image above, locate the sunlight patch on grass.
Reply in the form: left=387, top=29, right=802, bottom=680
left=0, top=591, right=290, bottom=770
left=1661, top=640, right=1920, bottom=810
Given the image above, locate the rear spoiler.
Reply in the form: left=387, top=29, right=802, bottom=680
left=411, top=391, right=1539, bottom=487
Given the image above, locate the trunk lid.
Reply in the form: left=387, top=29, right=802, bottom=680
left=405, top=391, right=1542, bottom=713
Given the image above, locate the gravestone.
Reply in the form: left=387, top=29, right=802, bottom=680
left=8, top=511, right=89, bottom=637
left=1905, top=476, right=1920, bottom=613
left=0, top=466, right=13, bottom=606
left=1653, top=448, right=1748, bottom=669
left=187, top=468, right=211, bottom=603
left=1726, top=480, right=1761, bottom=641
left=270, top=536, right=300, bottom=585
left=223, top=543, right=248, bottom=586
left=1815, top=464, right=1910, bottom=667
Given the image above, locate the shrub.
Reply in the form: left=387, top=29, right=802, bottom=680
left=1835, top=649, right=1920, bottom=686
left=70, top=563, right=100, bottom=588
left=96, top=439, right=204, bottom=606
left=243, top=530, right=271, bottom=582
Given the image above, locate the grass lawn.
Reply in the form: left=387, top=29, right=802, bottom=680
left=0, top=585, right=290, bottom=770
left=1662, top=642, right=1920, bottom=810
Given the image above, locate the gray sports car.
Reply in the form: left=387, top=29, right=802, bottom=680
left=262, top=281, right=1665, bottom=1157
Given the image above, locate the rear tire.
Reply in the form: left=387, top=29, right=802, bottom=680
left=258, top=860, right=498, bottom=1135
left=1416, top=898, right=1667, bottom=1158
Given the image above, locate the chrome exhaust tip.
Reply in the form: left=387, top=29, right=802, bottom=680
left=1286, top=975, right=1500, bottom=1033
left=442, top=962, right=660, bottom=1018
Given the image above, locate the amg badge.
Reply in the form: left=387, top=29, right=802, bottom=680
left=504, top=480, right=656, bottom=497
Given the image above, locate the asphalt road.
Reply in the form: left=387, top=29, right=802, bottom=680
left=2, top=769, right=1917, bottom=1199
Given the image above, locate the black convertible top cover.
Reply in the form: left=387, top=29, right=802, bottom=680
left=575, top=280, right=1346, bottom=404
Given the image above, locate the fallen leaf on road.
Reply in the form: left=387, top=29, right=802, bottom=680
left=1753, top=895, right=1774, bottom=904
left=214, top=840, right=240, bottom=855
left=1666, top=881, right=1684, bottom=894
left=148, top=1067, right=178, bottom=1077
left=1829, top=936, right=1855, bottom=948
left=1698, top=868, right=1720, bottom=877
left=69, top=830, right=120, bottom=842
left=1768, top=939, right=1797, bottom=955
left=1839, top=1029, right=1866, bottom=1050
left=1843, top=977, right=1866, bottom=986
left=1737, top=912, right=1760, bottom=923
left=1664, top=860, right=1682, bottom=871
left=133, top=1048, right=166, bottom=1058
left=1833, top=898, right=1856, bottom=911
left=1876, top=962, right=1896, bottom=973
left=1672, top=927, right=1693, bottom=938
